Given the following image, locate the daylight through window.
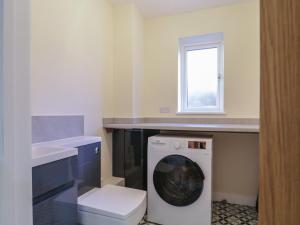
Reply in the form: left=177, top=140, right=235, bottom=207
left=178, top=33, right=224, bottom=113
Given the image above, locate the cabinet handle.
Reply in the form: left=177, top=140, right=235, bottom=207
left=95, top=147, right=100, bottom=155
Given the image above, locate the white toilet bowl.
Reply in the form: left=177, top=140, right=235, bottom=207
left=78, top=185, right=147, bottom=225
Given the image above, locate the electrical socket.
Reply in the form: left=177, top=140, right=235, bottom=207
left=160, top=107, right=171, bottom=113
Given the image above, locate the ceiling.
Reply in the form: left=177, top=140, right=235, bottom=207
left=109, top=0, right=251, bottom=18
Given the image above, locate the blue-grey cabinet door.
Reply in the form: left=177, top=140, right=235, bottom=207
left=33, top=185, right=77, bottom=225
left=124, top=130, right=144, bottom=189
left=77, top=142, right=101, bottom=196
left=124, top=129, right=160, bottom=190
left=113, top=129, right=125, bottom=178
left=112, top=129, right=160, bottom=190
left=32, top=156, right=78, bottom=225
left=32, top=156, right=77, bottom=199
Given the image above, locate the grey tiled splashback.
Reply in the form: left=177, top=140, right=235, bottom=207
left=32, top=115, right=84, bottom=143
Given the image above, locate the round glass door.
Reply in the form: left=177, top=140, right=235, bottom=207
left=153, top=155, right=205, bottom=207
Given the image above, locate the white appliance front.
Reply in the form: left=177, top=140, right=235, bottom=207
left=147, top=135, right=212, bottom=225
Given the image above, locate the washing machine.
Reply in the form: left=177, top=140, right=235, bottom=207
left=147, top=135, right=212, bottom=225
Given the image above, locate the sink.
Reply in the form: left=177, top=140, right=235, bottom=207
left=32, top=146, right=69, bottom=157
left=32, top=146, right=78, bottom=167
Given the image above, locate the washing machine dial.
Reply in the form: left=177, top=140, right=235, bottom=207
left=173, top=141, right=181, bottom=150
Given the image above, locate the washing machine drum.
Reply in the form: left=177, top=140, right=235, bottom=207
left=153, top=155, right=205, bottom=207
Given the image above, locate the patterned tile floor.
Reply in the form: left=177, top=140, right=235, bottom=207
left=140, top=201, right=258, bottom=225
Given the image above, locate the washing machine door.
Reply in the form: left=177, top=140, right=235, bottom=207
left=153, top=154, right=205, bottom=207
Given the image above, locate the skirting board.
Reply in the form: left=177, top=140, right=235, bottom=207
left=213, top=192, right=257, bottom=207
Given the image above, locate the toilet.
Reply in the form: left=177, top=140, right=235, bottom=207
left=76, top=145, right=146, bottom=225
left=78, top=185, right=146, bottom=225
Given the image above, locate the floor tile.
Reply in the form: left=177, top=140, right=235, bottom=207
left=140, top=201, right=258, bottom=225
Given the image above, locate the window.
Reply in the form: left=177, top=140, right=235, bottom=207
left=178, top=33, right=224, bottom=113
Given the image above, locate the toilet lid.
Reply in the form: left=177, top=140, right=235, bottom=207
left=78, top=185, right=146, bottom=220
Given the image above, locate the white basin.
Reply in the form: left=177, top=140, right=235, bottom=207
left=32, top=146, right=78, bottom=167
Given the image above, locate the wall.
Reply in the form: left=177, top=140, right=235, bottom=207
left=31, top=0, right=115, bottom=180
left=0, top=0, right=32, bottom=224
left=113, top=4, right=134, bottom=118
left=213, top=133, right=259, bottom=205
left=132, top=6, right=144, bottom=118
left=114, top=4, right=144, bottom=118
left=143, top=0, right=260, bottom=118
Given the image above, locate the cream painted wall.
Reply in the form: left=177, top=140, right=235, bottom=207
left=144, top=0, right=260, bottom=118
left=31, top=0, right=115, bottom=180
left=114, top=4, right=144, bottom=118
left=132, top=6, right=144, bottom=118
left=114, top=5, right=134, bottom=117
left=212, top=133, right=259, bottom=205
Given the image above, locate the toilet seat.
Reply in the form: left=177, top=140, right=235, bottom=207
left=78, top=185, right=146, bottom=225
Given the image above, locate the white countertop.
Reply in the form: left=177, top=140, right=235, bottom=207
left=32, top=136, right=102, bottom=167
left=33, top=136, right=102, bottom=148
left=104, top=123, right=259, bottom=133
left=32, top=146, right=78, bottom=168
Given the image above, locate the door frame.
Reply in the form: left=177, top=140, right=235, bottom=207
left=0, top=0, right=32, bottom=225
left=260, top=0, right=300, bottom=224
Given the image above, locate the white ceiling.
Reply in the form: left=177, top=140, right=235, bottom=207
left=109, top=0, right=251, bottom=18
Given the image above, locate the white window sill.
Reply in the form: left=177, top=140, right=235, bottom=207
left=176, top=111, right=226, bottom=115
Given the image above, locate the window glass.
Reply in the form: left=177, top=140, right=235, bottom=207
left=178, top=33, right=224, bottom=113
left=186, top=47, right=219, bottom=108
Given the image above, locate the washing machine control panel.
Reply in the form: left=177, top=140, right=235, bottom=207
left=188, top=141, right=207, bottom=150
left=172, top=141, right=182, bottom=150
left=171, top=140, right=207, bottom=150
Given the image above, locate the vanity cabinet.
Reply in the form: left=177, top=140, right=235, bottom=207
left=113, top=129, right=160, bottom=190
left=32, top=156, right=78, bottom=225
left=77, top=142, right=101, bottom=196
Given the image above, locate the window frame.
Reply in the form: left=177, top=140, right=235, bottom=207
left=178, top=33, right=224, bottom=114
